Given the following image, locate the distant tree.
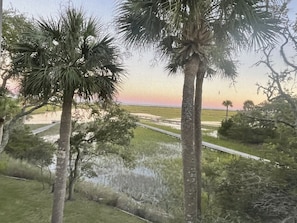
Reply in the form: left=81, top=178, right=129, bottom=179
left=68, top=103, right=137, bottom=200
left=12, top=8, right=124, bottom=223
left=222, top=100, right=233, bottom=119
left=243, top=100, right=255, bottom=111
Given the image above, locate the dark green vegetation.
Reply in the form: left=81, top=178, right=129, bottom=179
left=0, top=175, right=146, bottom=223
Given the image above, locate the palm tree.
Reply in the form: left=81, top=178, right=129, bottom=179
left=222, top=100, right=233, bottom=119
left=116, top=0, right=280, bottom=222
left=12, top=8, right=124, bottom=223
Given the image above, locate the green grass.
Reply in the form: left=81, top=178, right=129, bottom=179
left=0, top=175, right=146, bottom=223
left=30, top=105, right=60, bottom=114
left=122, top=105, right=181, bottom=119
left=26, top=124, right=49, bottom=130
left=202, top=135, right=269, bottom=159
left=137, top=120, right=270, bottom=160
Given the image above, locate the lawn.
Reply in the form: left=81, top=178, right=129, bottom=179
left=0, top=175, right=146, bottom=223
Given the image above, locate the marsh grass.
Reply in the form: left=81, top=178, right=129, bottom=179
left=122, top=105, right=237, bottom=121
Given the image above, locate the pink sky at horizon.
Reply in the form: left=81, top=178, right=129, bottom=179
left=3, top=0, right=295, bottom=111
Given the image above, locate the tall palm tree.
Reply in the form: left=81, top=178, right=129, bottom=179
left=222, top=100, right=233, bottom=119
left=116, top=0, right=280, bottom=222
left=12, top=8, right=124, bottom=223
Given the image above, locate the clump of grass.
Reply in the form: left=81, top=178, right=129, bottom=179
left=77, top=181, right=170, bottom=223
left=76, top=181, right=120, bottom=206
left=0, top=153, right=53, bottom=186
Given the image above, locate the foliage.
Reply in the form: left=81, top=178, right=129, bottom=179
left=214, top=158, right=297, bottom=222
left=243, top=100, right=255, bottom=111
left=68, top=103, right=138, bottom=200
left=218, top=104, right=278, bottom=144
left=4, top=125, right=55, bottom=167
left=0, top=96, right=20, bottom=119
left=0, top=10, right=49, bottom=153
left=2, top=9, right=33, bottom=51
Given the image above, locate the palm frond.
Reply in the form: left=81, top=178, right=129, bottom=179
left=13, top=7, right=125, bottom=103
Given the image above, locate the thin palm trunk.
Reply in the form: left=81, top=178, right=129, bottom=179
left=226, top=106, right=229, bottom=119
left=68, top=147, right=80, bottom=200
left=181, top=55, right=200, bottom=223
left=51, top=92, right=73, bottom=223
left=0, top=121, right=3, bottom=147
left=0, top=0, right=2, bottom=56
left=194, top=65, right=205, bottom=220
left=0, top=0, right=3, bottom=148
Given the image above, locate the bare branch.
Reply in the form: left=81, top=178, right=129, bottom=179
left=280, top=30, right=297, bottom=70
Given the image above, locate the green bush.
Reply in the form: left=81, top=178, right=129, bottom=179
left=218, top=113, right=277, bottom=144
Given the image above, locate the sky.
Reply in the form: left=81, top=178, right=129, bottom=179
left=2, top=0, right=297, bottom=110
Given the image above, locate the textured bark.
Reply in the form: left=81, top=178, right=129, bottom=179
left=194, top=65, right=205, bottom=220
left=0, top=119, right=14, bottom=154
left=68, top=147, right=80, bottom=201
left=51, top=92, right=73, bottom=223
left=0, top=121, right=3, bottom=148
left=181, top=55, right=200, bottom=223
left=0, top=0, right=2, bottom=56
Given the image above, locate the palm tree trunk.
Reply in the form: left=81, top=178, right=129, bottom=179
left=0, top=121, right=4, bottom=149
left=0, top=0, right=3, bottom=149
left=51, top=92, right=73, bottom=223
left=194, top=65, right=205, bottom=220
left=0, top=0, right=2, bottom=57
left=0, top=119, right=15, bottom=154
left=68, top=147, right=80, bottom=201
left=181, top=55, right=199, bottom=223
